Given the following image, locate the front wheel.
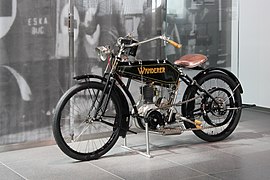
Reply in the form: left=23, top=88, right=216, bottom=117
left=53, top=82, right=122, bottom=161
left=182, top=72, right=242, bottom=142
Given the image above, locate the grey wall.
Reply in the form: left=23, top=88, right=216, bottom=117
left=239, top=0, right=270, bottom=107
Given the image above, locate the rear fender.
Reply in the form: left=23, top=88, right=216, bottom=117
left=193, top=68, right=243, bottom=93
left=182, top=68, right=243, bottom=128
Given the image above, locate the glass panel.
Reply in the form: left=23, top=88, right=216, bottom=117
left=130, top=0, right=166, bottom=60
left=0, top=0, right=167, bottom=147
left=0, top=0, right=239, bottom=148
left=165, top=0, right=239, bottom=72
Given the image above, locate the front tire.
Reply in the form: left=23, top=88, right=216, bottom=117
left=182, top=72, right=242, bottom=142
left=53, top=82, right=122, bottom=161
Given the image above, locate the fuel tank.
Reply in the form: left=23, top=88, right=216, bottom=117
left=116, top=60, right=180, bottom=86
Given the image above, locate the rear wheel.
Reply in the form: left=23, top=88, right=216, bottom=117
left=53, top=82, right=121, bottom=161
left=182, top=72, right=242, bottom=142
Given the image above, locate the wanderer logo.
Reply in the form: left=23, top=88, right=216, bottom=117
left=138, top=67, right=165, bottom=75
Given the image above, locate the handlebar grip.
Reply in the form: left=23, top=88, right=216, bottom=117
left=168, top=39, right=182, bottom=48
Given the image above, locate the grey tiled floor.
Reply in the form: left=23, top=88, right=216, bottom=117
left=1, top=108, right=270, bottom=180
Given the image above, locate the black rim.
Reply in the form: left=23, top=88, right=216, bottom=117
left=54, top=83, right=120, bottom=159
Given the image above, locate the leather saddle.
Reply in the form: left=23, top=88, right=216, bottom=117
left=174, top=54, right=207, bottom=68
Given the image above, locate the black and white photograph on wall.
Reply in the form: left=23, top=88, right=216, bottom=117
left=0, top=0, right=58, bottom=145
left=56, top=0, right=166, bottom=76
left=0, top=0, right=166, bottom=146
left=0, top=0, right=234, bottom=147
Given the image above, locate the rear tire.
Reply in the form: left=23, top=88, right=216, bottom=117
left=53, top=82, right=121, bottom=161
left=182, top=72, right=242, bottom=142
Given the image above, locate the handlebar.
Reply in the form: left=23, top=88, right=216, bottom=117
left=167, top=39, right=182, bottom=48
left=122, top=35, right=182, bottom=49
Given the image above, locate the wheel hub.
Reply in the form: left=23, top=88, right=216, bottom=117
left=210, top=97, right=227, bottom=117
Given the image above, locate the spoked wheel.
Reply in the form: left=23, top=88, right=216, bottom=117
left=182, top=72, right=242, bottom=142
left=202, top=87, right=234, bottom=127
left=53, top=82, right=121, bottom=161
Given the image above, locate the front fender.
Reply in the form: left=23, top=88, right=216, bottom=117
left=193, top=68, right=243, bottom=93
left=113, top=84, right=130, bottom=138
left=73, top=74, right=106, bottom=82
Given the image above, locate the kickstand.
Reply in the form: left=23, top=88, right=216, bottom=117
left=242, top=104, right=256, bottom=109
left=122, top=121, right=152, bottom=158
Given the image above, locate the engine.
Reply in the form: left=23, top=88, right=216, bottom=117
left=137, top=84, right=170, bottom=130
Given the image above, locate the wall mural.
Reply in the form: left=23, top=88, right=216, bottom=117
left=0, top=0, right=58, bottom=145
left=0, top=0, right=233, bottom=146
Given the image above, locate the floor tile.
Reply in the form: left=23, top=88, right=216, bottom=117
left=92, top=153, right=205, bottom=180
left=2, top=159, right=122, bottom=180
left=0, top=164, right=25, bottom=180
left=0, top=108, right=270, bottom=179
left=211, top=165, right=270, bottom=180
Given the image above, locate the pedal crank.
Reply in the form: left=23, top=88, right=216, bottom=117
left=175, top=114, right=203, bottom=129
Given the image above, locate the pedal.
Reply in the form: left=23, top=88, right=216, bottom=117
left=194, top=120, right=202, bottom=129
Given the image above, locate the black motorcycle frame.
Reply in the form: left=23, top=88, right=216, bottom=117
left=74, top=35, right=243, bottom=138
left=53, top=34, right=243, bottom=161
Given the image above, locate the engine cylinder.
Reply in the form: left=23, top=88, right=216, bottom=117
left=141, top=85, right=154, bottom=103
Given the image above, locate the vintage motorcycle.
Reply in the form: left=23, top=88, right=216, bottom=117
left=52, top=35, right=243, bottom=161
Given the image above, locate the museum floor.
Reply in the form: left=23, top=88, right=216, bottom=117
left=0, top=108, right=270, bottom=180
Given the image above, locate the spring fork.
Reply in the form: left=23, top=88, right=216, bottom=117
left=92, top=62, right=118, bottom=120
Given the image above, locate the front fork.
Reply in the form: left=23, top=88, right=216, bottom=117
left=92, top=74, right=116, bottom=120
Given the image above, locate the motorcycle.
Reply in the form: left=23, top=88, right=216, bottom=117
left=52, top=34, right=243, bottom=161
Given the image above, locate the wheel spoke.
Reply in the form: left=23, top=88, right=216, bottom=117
left=183, top=72, right=242, bottom=142
left=53, top=82, right=121, bottom=161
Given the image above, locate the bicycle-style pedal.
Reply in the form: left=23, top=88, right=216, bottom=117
left=194, top=120, right=202, bottom=129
